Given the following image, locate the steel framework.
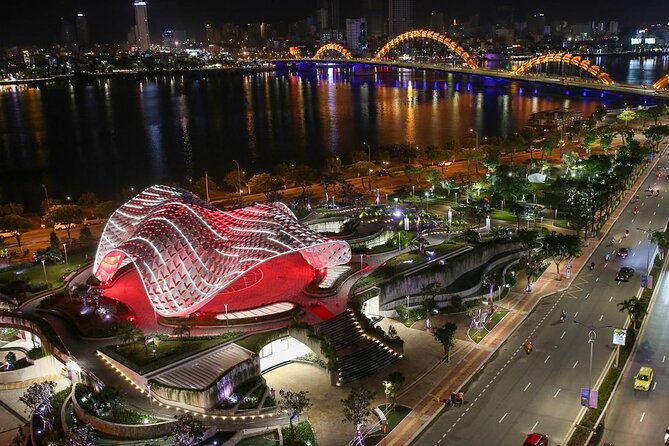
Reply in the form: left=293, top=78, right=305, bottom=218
left=94, top=186, right=351, bottom=317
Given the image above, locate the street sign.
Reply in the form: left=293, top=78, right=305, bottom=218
left=580, top=388, right=598, bottom=409
left=612, top=328, right=627, bottom=346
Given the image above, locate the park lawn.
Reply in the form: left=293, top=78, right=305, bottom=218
left=0, top=251, right=90, bottom=286
left=103, top=332, right=241, bottom=374
left=236, top=434, right=278, bottom=446
left=467, top=310, right=509, bottom=344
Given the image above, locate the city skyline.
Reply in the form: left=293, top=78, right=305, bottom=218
left=1, top=0, right=666, bottom=46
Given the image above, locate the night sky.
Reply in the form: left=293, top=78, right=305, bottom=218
left=1, top=0, right=666, bottom=46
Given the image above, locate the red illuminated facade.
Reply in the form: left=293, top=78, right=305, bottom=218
left=93, top=186, right=351, bottom=317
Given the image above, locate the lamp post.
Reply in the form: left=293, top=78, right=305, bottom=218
left=224, top=303, right=229, bottom=325
left=470, top=128, right=479, bottom=150
left=40, top=260, right=48, bottom=286
left=232, top=160, right=242, bottom=200
left=41, top=184, right=50, bottom=213
left=425, top=191, right=429, bottom=211
left=364, top=141, right=371, bottom=162
left=63, top=243, right=68, bottom=264
left=573, top=320, right=612, bottom=408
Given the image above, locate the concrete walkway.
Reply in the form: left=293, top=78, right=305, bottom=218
left=377, top=150, right=660, bottom=445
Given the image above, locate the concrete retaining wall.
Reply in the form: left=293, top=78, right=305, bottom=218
left=71, top=389, right=175, bottom=440
left=379, top=242, right=521, bottom=310
left=0, top=355, right=61, bottom=384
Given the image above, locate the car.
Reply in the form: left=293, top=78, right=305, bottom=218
left=374, top=169, right=389, bottom=176
left=54, top=223, right=76, bottom=230
left=83, top=217, right=106, bottom=226
left=634, top=366, right=653, bottom=391
left=438, top=161, right=453, bottom=167
left=617, top=247, right=629, bottom=258
left=524, top=432, right=549, bottom=446
left=616, top=267, right=635, bottom=282
left=0, top=229, right=16, bottom=239
left=557, top=140, right=566, bottom=147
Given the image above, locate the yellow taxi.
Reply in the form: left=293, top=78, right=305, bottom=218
left=634, top=367, right=653, bottom=391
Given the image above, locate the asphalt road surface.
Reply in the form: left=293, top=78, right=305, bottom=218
left=417, top=152, right=669, bottom=446
left=597, top=257, right=669, bottom=443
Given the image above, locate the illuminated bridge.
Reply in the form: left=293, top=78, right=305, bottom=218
left=93, top=185, right=351, bottom=317
left=277, top=29, right=669, bottom=94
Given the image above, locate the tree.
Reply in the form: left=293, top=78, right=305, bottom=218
left=650, top=231, right=669, bottom=260
left=91, top=386, right=124, bottom=416
left=20, top=380, right=56, bottom=431
left=189, top=176, right=217, bottom=200
left=46, top=205, right=82, bottom=241
left=172, top=413, right=205, bottom=446
left=247, top=173, right=283, bottom=201
left=641, top=104, right=668, bottom=125
left=517, top=229, right=540, bottom=258
left=95, top=201, right=117, bottom=218
left=617, top=110, right=638, bottom=128
left=599, top=130, right=614, bottom=154
left=492, top=164, right=530, bottom=203
left=0, top=214, right=32, bottom=249
left=521, top=254, right=545, bottom=292
left=113, top=321, right=142, bottom=345
left=324, top=156, right=342, bottom=173
left=404, top=164, right=424, bottom=186
left=542, top=232, right=582, bottom=280
left=79, top=225, right=95, bottom=246
left=643, top=125, right=669, bottom=151
left=65, top=423, right=98, bottom=446
left=77, top=192, right=100, bottom=209
left=433, top=322, right=457, bottom=361
left=349, top=149, right=368, bottom=163
left=49, top=231, right=60, bottom=249
left=4, top=351, right=16, bottom=370
left=1, top=202, right=24, bottom=216
left=280, top=389, right=311, bottom=432
left=171, top=325, right=190, bottom=338
left=290, top=164, right=320, bottom=195
left=562, top=151, right=580, bottom=175
left=223, top=170, right=246, bottom=191
left=352, top=161, right=376, bottom=190
left=617, top=297, right=647, bottom=330
left=383, top=372, right=405, bottom=410
left=341, top=386, right=375, bottom=442
left=420, top=282, right=440, bottom=327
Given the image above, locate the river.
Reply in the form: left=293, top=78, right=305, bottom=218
left=1, top=56, right=668, bottom=207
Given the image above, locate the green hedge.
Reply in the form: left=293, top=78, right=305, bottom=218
left=282, top=420, right=317, bottom=446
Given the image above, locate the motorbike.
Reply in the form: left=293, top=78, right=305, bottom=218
left=589, top=262, right=595, bottom=270
left=525, top=342, right=533, bottom=354
left=635, top=195, right=640, bottom=202
left=625, top=229, right=630, bottom=237
left=665, top=427, right=669, bottom=445
left=633, top=207, right=639, bottom=215
left=560, top=312, right=566, bottom=322
left=657, top=190, right=661, bottom=197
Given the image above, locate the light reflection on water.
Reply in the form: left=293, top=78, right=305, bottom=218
left=0, top=60, right=667, bottom=205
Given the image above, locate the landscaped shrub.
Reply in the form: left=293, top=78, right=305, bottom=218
left=28, top=280, right=50, bottom=292
left=27, top=346, right=46, bottom=360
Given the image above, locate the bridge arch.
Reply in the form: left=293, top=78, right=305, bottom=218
left=373, top=29, right=478, bottom=69
left=654, top=74, right=669, bottom=90
left=313, top=43, right=353, bottom=60
left=513, top=53, right=614, bottom=85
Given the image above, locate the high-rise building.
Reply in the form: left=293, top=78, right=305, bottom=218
left=75, top=13, right=89, bottom=50
left=134, top=1, right=151, bottom=51
left=346, top=18, right=367, bottom=51
left=363, top=0, right=385, bottom=37
left=388, top=0, right=413, bottom=38
left=60, top=18, right=75, bottom=48
left=608, top=20, right=619, bottom=35
left=429, top=12, right=445, bottom=33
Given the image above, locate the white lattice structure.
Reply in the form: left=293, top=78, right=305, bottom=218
left=93, top=185, right=351, bottom=317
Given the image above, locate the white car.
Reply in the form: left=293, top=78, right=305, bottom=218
left=54, top=223, right=77, bottom=230
left=0, top=230, right=16, bottom=239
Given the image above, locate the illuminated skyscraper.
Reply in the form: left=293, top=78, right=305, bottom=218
left=134, top=1, right=151, bottom=51
left=388, top=0, right=413, bottom=38
left=75, top=13, right=89, bottom=50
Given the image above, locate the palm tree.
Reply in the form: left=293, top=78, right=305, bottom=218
left=617, top=298, right=647, bottom=330
left=650, top=231, right=669, bottom=260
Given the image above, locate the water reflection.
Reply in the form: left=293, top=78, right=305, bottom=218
left=0, top=61, right=666, bottom=205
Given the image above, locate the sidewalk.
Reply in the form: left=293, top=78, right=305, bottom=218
left=379, top=151, right=660, bottom=445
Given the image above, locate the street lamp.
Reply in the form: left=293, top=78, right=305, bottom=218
left=470, top=128, right=479, bottom=150
left=63, top=243, right=68, bottom=264
left=425, top=191, right=429, bottom=211
left=363, top=141, right=371, bottom=162
left=40, top=260, right=48, bottom=286
left=41, top=184, right=50, bottom=212
left=232, top=160, right=242, bottom=199
left=573, top=320, right=612, bottom=409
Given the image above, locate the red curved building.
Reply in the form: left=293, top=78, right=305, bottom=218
left=93, top=185, right=351, bottom=317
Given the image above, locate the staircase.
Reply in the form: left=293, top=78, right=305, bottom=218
left=319, top=310, right=400, bottom=385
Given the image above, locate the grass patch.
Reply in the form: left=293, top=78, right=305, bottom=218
left=365, top=405, right=411, bottom=445
left=100, top=332, right=241, bottom=374
left=237, top=432, right=280, bottom=446
left=238, top=383, right=266, bottom=410
left=467, top=310, right=509, bottom=344
left=281, top=420, right=317, bottom=446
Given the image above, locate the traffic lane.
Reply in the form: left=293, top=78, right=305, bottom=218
left=599, top=263, right=669, bottom=446
left=422, top=252, right=640, bottom=446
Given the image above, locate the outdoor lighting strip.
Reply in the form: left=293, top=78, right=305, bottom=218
left=93, top=185, right=351, bottom=316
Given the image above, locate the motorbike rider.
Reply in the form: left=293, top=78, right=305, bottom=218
left=560, top=310, right=566, bottom=322
left=526, top=341, right=533, bottom=353
left=590, top=261, right=595, bottom=270
left=625, top=229, right=630, bottom=237
left=635, top=195, right=640, bottom=202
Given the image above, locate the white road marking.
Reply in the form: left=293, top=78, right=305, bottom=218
left=650, top=220, right=653, bottom=225
left=531, top=421, right=539, bottom=432
left=654, top=211, right=657, bottom=215
left=561, top=331, right=566, bottom=339
left=545, top=355, right=551, bottom=364
left=524, top=382, right=532, bottom=392
left=640, top=412, right=646, bottom=423
left=638, top=240, right=642, bottom=246
left=609, top=296, right=613, bottom=302
left=554, top=389, right=561, bottom=398
left=632, top=252, right=636, bottom=257
left=663, top=356, right=666, bottom=363
left=599, top=314, right=604, bottom=321
left=574, top=311, right=579, bottom=318
left=595, top=277, right=599, bottom=282
left=585, top=293, right=590, bottom=299
left=653, top=382, right=657, bottom=391
left=499, top=412, right=508, bottom=423
left=573, top=360, right=579, bottom=368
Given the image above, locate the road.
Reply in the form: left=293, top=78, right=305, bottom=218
left=416, top=152, right=669, bottom=445
left=597, top=259, right=669, bottom=442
